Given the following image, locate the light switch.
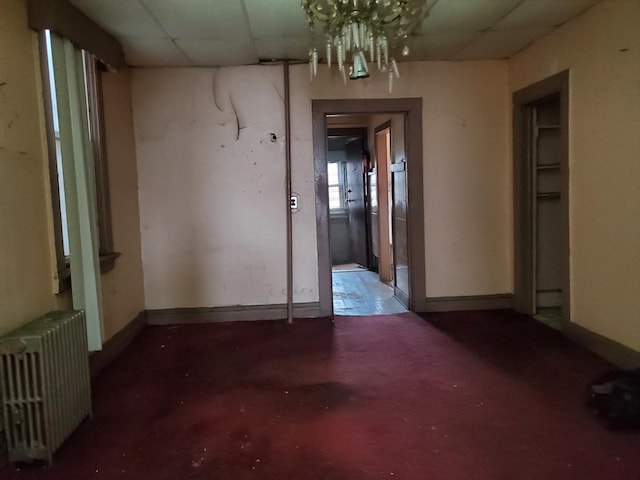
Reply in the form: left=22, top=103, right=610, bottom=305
left=290, top=194, right=299, bottom=211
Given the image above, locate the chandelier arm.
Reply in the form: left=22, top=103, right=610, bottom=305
left=302, top=0, right=428, bottom=91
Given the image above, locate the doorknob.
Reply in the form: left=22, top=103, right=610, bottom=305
left=346, top=188, right=353, bottom=202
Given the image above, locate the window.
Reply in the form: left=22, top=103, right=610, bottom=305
left=328, top=161, right=347, bottom=211
left=40, top=30, right=117, bottom=291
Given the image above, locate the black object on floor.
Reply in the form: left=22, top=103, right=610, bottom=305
left=588, top=368, right=640, bottom=429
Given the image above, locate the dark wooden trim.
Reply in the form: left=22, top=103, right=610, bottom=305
left=327, top=127, right=368, bottom=138
left=374, top=120, right=393, bottom=135
left=38, top=31, right=68, bottom=294
left=91, top=65, right=114, bottom=256
left=405, top=100, right=426, bottom=311
left=422, top=294, right=513, bottom=312
left=565, top=323, right=640, bottom=369
left=27, top=0, right=125, bottom=70
left=512, top=70, right=570, bottom=326
left=558, top=75, right=570, bottom=327
left=312, top=98, right=425, bottom=314
left=99, top=252, right=121, bottom=274
left=513, top=70, right=569, bottom=105
left=89, top=311, right=147, bottom=378
left=147, top=303, right=325, bottom=325
left=313, top=107, right=333, bottom=316
left=512, top=98, right=533, bottom=313
left=394, top=287, right=410, bottom=308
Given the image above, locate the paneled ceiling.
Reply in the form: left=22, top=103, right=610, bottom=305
left=69, top=0, right=600, bottom=67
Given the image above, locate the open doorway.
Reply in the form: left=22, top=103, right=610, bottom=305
left=326, top=120, right=406, bottom=315
left=513, top=71, right=570, bottom=330
left=312, top=98, right=425, bottom=317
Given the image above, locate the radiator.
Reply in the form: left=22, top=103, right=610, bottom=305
left=0, top=310, right=92, bottom=465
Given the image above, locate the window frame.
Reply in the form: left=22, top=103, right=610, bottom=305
left=39, top=32, right=68, bottom=290
left=83, top=51, right=115, bottom=260
left=39, top=30, right=118, bottom=293
left=327, top=160, right=348, bottom=213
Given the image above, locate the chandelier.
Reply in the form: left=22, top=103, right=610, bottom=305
left=302, top=0, right=428, bottom=92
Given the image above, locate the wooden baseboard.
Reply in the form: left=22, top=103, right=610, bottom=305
left=421, top=294, right=513, bottom=313
left=89, top=311, right=147, bottom=378
left=565, top=323, right=640, bottom=369
left=147, top=302, right=325, bottom=325
left=394, top=287, right=409, bottom=309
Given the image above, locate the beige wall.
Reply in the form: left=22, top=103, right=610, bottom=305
left=4, top=0, right=635, bottom=357
left=0, top=0, right=145, bottom=343
left=0, top=0, right=58, bottom=335
left=133, top=60, right=512, bottom=309
left=368, top=114, right=405, bottom=165
left=298, top=61, right=512, bottom=298
left=510, top=0, right=640, bottom=351
left=100, top=68, right=146, bottom=341
left=132, top=67, right=293, bottom=309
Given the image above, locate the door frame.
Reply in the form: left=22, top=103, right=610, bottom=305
left=312, top=98, right=425, bottom=315
left=512, top=70, right=570, bottom=325
left=373, top=121, right=393, bottom=284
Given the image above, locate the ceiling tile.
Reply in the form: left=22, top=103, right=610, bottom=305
left=408, top=33, right=480, bottom=60
left=141, top=0, right=250, bottom=40
left=120, top=37, right=194, bottom=67
left=244, top=0, right=309, bottom=39
left=254, top=39, right=311, bottom=62
left=419, top=0, right=523, bottom=33
left=177, top=40, right=259, bottom=66
left=454, top=28, right=554, bottom=60
left=494, top=0, right=600, bottom=30
left=69, top=0, right=603, bottom=66
left=69, top=0, right=166, bottom=38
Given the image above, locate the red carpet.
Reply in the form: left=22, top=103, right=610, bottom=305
left=2, top=310, right=639, bottom=479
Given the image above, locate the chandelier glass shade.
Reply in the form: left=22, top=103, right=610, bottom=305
left=302, top=0, right=428, bottom=91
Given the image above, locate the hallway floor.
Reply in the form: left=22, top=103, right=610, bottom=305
left=332, top=269, right=407, bottom=315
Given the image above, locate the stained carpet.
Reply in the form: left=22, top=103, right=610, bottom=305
left=2, top=310, right=639, bottom=479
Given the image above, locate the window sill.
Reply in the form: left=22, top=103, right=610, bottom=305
left=56, top=252, right=121, bottom=294
left=99, top=251, right=121, bottom=274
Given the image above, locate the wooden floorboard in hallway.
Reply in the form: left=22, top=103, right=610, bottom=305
left=332, top=269, right=408, bottom=315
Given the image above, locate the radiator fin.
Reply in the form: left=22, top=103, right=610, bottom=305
left=0, top=311, right=92, bottom=465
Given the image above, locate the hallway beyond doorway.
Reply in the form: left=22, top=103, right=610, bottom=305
left=332, top=268, right=407, bottom=315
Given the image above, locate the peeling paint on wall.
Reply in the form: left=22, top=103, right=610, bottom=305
left=133, top=59, right=514, bottom=310
left=133, top=65, right=294, bottom=309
